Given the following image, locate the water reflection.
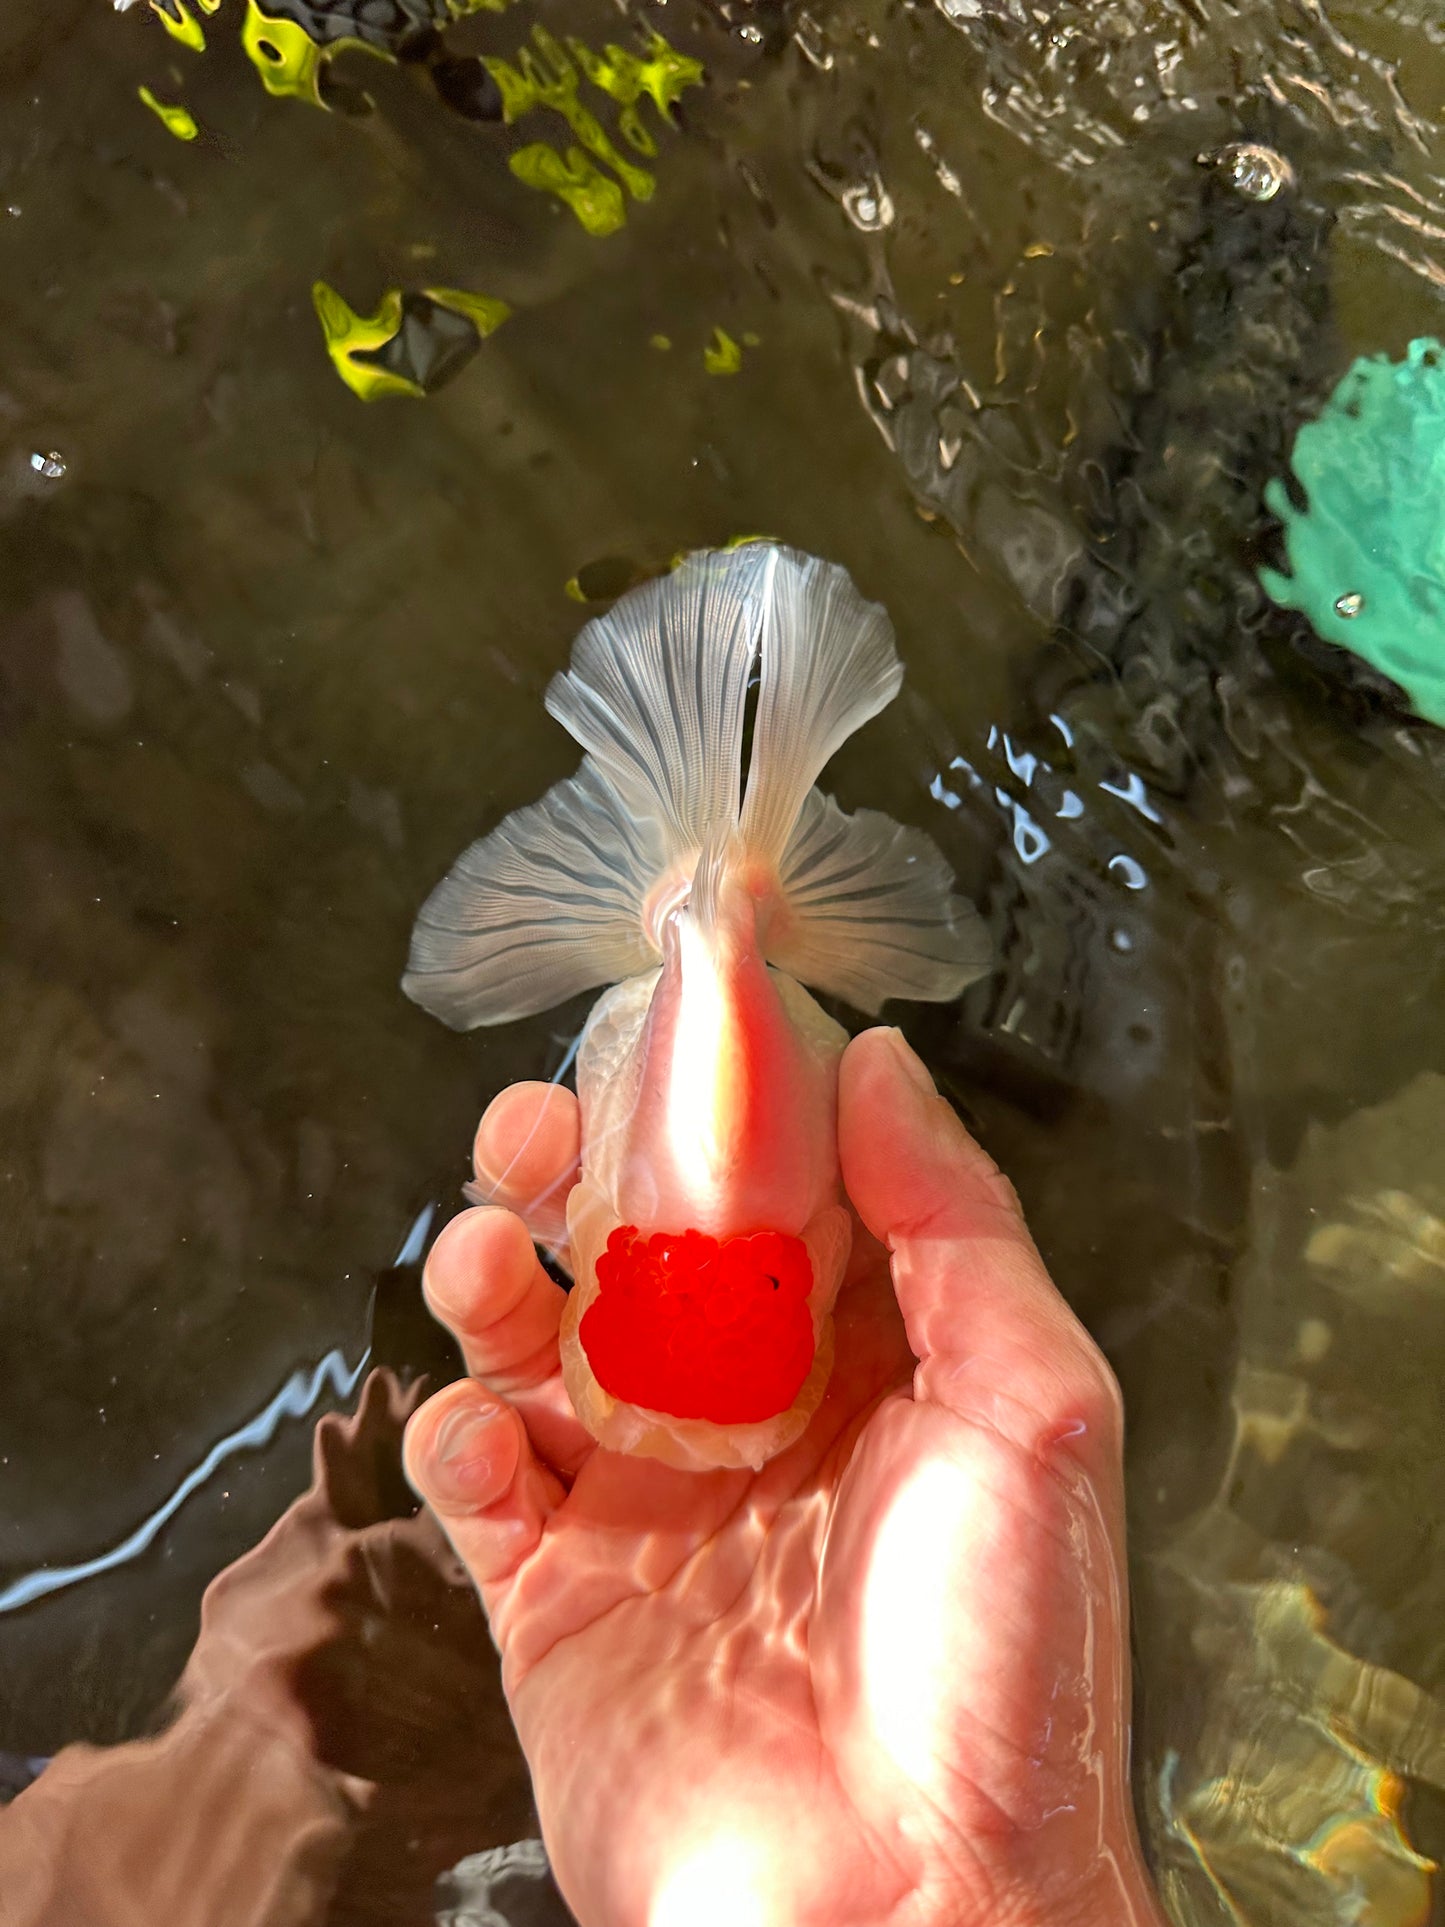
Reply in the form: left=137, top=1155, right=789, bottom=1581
left=0, top=1343, right=367, bottom=1614
left=0, top=1372, right=550, bottom=1927
left=4, top=0, right=1445, bottom=1921
left=1156, top=1580, right=1441, bottom=1926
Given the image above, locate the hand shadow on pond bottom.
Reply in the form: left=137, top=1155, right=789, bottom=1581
left=0, top=1368, right=571, bottom=1927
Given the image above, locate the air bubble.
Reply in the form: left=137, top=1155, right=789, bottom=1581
left=842, top=180, right=894, bottom=232
left=1334, top=590, right=1365, bottom=619
left=1217, top=142, right=1293, bottom=203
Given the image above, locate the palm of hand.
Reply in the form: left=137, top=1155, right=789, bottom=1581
left=405, top=1031, right=1152, bottom=1927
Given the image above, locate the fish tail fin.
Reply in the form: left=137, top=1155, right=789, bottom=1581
left=767, top=790, right=992, bottom=1013
left=402, top=757, right=669, bottom=1029
left=544, top=545, right=771, bottom=853
left=739, top=547, right=903, bottom=862
left=404, top=547, right=771, bottom=1028
left=741, top=547, right=991, bottom=1012
left=403, top=542, right=990, bottom=1030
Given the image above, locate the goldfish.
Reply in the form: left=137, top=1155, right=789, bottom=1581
left=404, top=544, right=990, bottom=1471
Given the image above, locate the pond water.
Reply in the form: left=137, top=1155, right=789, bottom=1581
left=3, top=0, right=1445, bottom=1921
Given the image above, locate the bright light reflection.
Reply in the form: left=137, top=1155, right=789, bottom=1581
left=1099, top=768, right=1163, bottom=825
left=861, top=1456, right=991, bottom=1791
left=651, top=1832, right=770, bottom=1927
left=666, top=908, right=735, bottom=1201
left=0, top=1345, right=368, bottom=1613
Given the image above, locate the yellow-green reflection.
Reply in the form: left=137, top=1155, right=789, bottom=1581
left=566, top=32, right=705, bottom=156
left=422, top=286, right=511, bottom=338
left=240, top=0, right=381, bottom=107
left=487, top=27, right=655, bottom=203
left=139, top=1, right=699, bottom=230
left=312, top=284, right=422, bottom=401
left=150, top=0, right=207, bottom=53
left=486, top=23, right=702, bottom=232
left=566, top=536, right=777, bottom=605
left=509, top=143, right=625, bottom=238
left=311, top=281, right=510, bottom=400
left=703, top=327, right=743, bottom=376
left=137, top=86, right=200, bottom=141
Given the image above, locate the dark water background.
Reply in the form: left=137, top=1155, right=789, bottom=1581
left=3, top=1, right=1445, bottom=1921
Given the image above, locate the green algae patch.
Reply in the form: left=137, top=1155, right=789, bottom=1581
left=312, top=281, right=510, bottom=400
left=1262, top=337, right=1445, bottom=726
left=138, top=85, right=201, bottom=140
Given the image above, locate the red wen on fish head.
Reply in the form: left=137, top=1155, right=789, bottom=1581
left=578, top=1224, right=816, bottom=1425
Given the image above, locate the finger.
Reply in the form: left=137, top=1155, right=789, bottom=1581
left=404, top=1380, right=564, bottom=1594
left=425, top=1206, right=567, bottom=1390
left=468, top=1082, right=579, bottom=1252
left=837, top=1028, right=1124, bottom=1478
left=423, top=1206, right=596, bottom=1476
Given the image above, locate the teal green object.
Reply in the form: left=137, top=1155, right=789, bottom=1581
left=1260, top=336, right=1445, bottom=726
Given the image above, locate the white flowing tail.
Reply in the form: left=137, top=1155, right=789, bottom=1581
left=403, top=544, right=990, bottom=1028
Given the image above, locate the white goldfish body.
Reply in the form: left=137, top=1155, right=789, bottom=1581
left=404, top=545, right=990, bottom=1471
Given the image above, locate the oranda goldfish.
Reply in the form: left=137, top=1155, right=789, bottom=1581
left=404, top=544, right=990, bottom=1471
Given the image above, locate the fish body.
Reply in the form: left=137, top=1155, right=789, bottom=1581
left=405, top=544, right=989, bottom=1469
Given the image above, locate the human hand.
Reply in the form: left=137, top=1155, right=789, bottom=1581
left=404, top=1028, right=1166, bottom=1927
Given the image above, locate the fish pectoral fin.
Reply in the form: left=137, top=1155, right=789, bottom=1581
left=768, top=789, right=992, bottom=1014
left=402, top=758, right=664, bottom=1029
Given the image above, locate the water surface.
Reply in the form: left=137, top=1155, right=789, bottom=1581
left=3, top=2, right=1445, bottom=1921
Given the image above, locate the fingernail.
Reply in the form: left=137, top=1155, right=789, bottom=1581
left=435, top=1402, right=507, bottom=1473
left=885, top=1027, right=936, bottom=1097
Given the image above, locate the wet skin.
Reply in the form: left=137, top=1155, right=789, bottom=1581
left=404, top=1029, right=1167, bottom=1927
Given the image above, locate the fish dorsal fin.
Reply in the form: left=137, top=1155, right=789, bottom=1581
left=544, top=546, right=769, bottom=859
left=739, top=548, right=903, bottom=864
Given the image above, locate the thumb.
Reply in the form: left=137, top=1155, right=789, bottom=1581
left=838, top=1028, right=1123, bottom=1479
